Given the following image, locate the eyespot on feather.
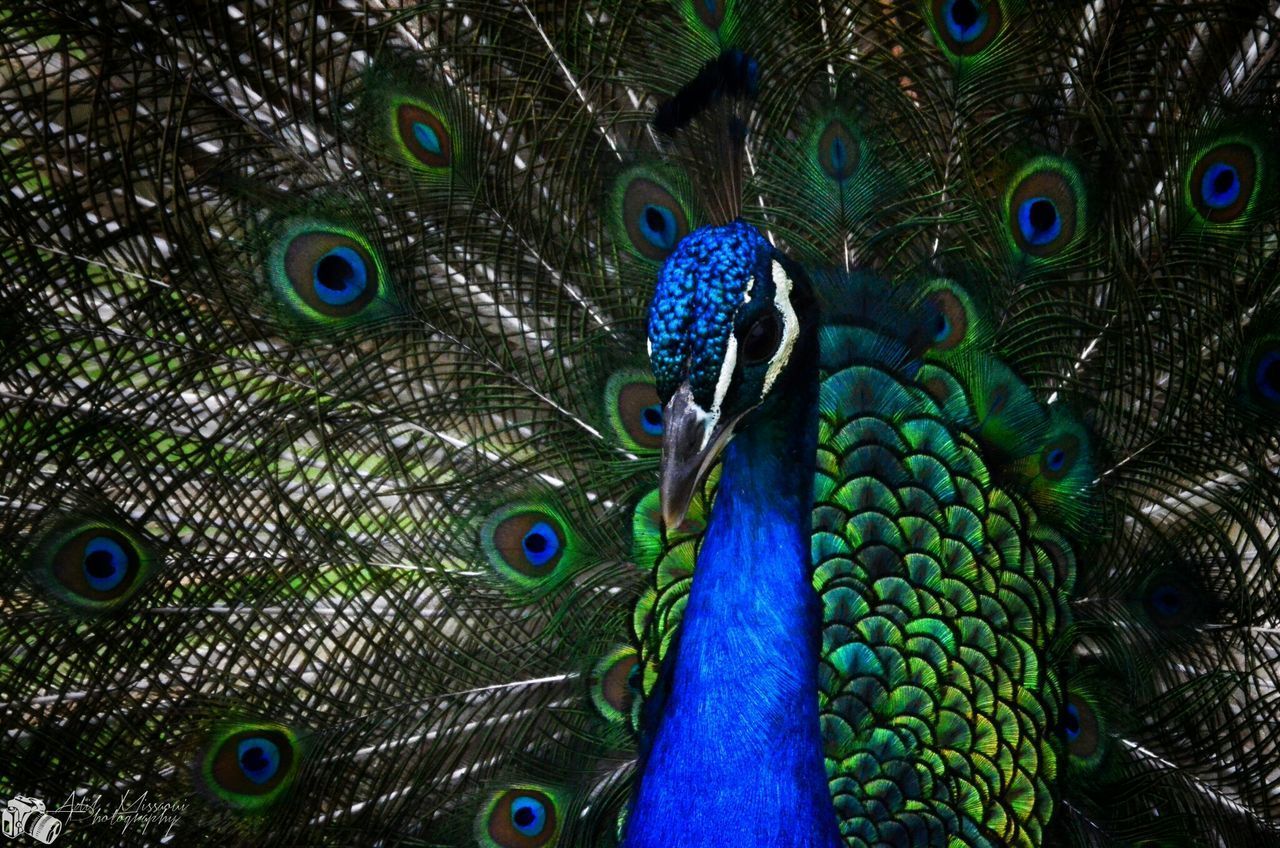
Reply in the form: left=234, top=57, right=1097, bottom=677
left=610, top=169, right=693, bottom=263
left=817, top=119, right=861, bottom=182
left=606, top=371, right=664, bottom=451
left=623, top=181, right=688, bottom=261
left=922, top=376, right=954, bottom=404
left=393, top=101, right=453, bottom=170
left=694, top=0, right=726, bottom=29
left=1240, top=330, right=1280, bottom=414
left=1143, top=580, right=1196, bottom=629
left=1062, top=690, right=1106, bottom=773
left=923, top=290, right=969, bottom=351
left=198, top=724, right=299, bottom=811
left=1039, top=432, right=1081, bottom=481
left=914, top=279, right=986, bottom=357
left=268, top=221, right=389, bottom=325
left=477, top=786, right=562, bottom=848
left=30, top=520, right=155, bottom=612
left=1036, top=533, right=1076, bottom=592
left=1005, top=158, right=1084, bottom=258
left=591, top=646, right=640, bottom=724
left=481, top=504, right=579, bottom=590
left=1187, top=140, right=1258, bottom=224
left=928, top=0, right=1004, bottom=58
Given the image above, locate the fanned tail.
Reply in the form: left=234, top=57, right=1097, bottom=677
left=1, top=2, right=1279, bottom=846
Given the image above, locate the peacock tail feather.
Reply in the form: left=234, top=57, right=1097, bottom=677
left=1, top=1, right=1278, bottom=846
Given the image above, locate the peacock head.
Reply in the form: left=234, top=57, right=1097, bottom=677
left=647, top=221, right=814, bottom=527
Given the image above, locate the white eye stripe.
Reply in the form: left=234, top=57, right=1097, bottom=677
left=705, top=260, right=797, bottom=448
left=706, top=330, right=737, bottom=449
left=762, top=260, right=799, bottom=397
left=705, top=262, right=757, bottom=447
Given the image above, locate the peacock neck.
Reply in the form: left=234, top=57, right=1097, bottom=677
left=625, top=368, right=842, bottom=848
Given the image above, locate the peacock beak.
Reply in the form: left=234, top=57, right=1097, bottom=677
left=659, top=382, right=737, bottom=529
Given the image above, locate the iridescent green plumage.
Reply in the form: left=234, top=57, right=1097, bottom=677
left=1, top=2, right=1279, bottom=846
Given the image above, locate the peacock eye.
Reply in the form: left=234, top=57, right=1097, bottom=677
left=481, top=504, right=577, bottom=590
left=1062, top=700, right=1081, bottom=742
left=237, top=737, right=282, bottom=785
left=1005, top=157, right=1084, bottom=258
left=1188, top=142, right=1257, bottom=223
left=37, top=522, right=153, bottom=611
left=741, top=309, right=783, bottom=365
left=312, top=247, right=369, bottom=306
left=1256, top=349, right=1280, bottom=404
left=202, top=725, right=298, bottom=809
left=945, top=0, right=987, bottom=43
left=607, top=374, right=664, bottom=450
left=1062, top=693, right=1101, bottom=761
left=82, top=536, right=130, bottom=592
left=276, top=226, right=384, bottom=322
left=818, top=119, right=860, bottom=182
left=591, top=647, right=640, bottom=723
left=618, top=175, right=690, bottom=261
left=509, top=795, right=547, bottom=837
left=930, top=0, right=1002, bottom=57
left=480, top=787, right=560, bottom=847
left=1201, top=163, right=1240, bottom=208
left=639, top=204, right=678, bottom=251
left=922, top=288, right=969, bottom=351
left=1017, top=197, right=1062, bottom=246
left=520, top=521, right=560, bottom=567
left=1040, top=434, right=1080, bottom=479
left=640, top=403, right=664, bottom=436
left=395, top=102, right=452, bottom=170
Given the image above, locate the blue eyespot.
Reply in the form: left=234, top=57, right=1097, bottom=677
left=1149, top=584, right=1185, bottom=618
left=510, top=795, right=547, bottom=837
left=829, top=136, right=849, bottom=176
left=1253, top=349, right=1280, bottom=403
left=412, top=121, right=443, bottom=156
left=933, top=313, right=951, bottom=343
left=82, top=536, right=128, bottom=592
left=313, top=247, right=369, bottom=306
left=944, top=0, right=988, bottom=44
left=1017, top=197, right=1062, bottom=246
left=639, top=204, right=678, bottom=252
left=1062, top=701, right=1081, bottom=742
left=521, top=522, right=560, bottom=567
left=237, top=737, right=281, bottom=785
left=1045, top=447, right=1067, bottom=472
left=818, top=120, right=860, bottom=182
left=1200, top=162, right=1241, bottom=210
left=640, top=404, right=664, bottom=437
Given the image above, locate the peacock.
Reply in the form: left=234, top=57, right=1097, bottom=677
left=3, top=1, right=1280, bottom=845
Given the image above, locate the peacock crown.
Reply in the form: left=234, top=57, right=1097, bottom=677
left=647, top=221, right=775, bottom=407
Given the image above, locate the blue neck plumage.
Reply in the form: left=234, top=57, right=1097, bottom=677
left=624, top=367, right=842, bottom=848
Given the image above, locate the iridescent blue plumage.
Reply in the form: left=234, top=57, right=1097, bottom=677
left=629, top=222, right=840, bottom=848
left=647, top=222, right=772, bottom=406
